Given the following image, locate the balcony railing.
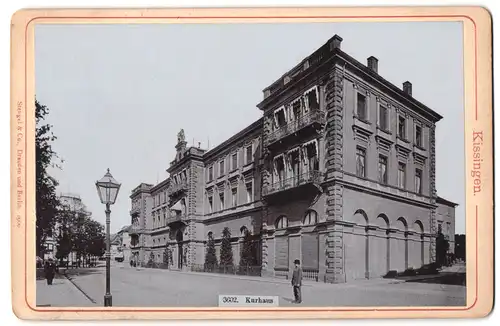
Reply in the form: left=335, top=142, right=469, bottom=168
left=168, top=180, right=188, bottom=196
left=262, top=170, right=324, bottom=196
left=166, top=213, right=187, bottom=225
left=129, top=225, right=142, bottom=235
left=265, top=110, right=326, bottom=146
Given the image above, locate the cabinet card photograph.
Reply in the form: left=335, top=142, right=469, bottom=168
left=10, top=6, right=493, bottom=320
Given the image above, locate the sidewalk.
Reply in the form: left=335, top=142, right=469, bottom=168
left=36, top=276, right=95, bottom=307
left=131, top=266, right=403, bottom=288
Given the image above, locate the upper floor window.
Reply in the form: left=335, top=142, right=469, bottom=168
left=274, top=156, right=286, bottom=182
left=245, top=144, right=253, bottom=165
left=398, top=162, right=406, bottom=189
left=208, top=195, right=213, bottom=213
left=231, top=153, right=238, bottom=171
left=273, top=107, right=286, bottom=129
left=379, top=105, right=389, bottom=131
left=245, top=181, right=253, bottom=203
left=415, top=125, right=423, bottom=147
left=219, top=160, right=225, bottom=176
left=356, top=147, right=366, bottom=178
left=291, top=98, right=302, bottom=120
left=219, top=192, right=225, bottom=211
left=303, top=210, right=318, bottom=226
left=275, top=215, right=288, bottom=229
left=378, top=155, right=388, bottom=184
left=208, top=166, right=214, bottom=182
left=231, top=188, right=238, bottom=207
left=357, top=93, right=367, bottom=121
left=415, top=168, right=422, bottom=194
left=304, top=87, right=319, bottom=112
left=398, top=115, right=407, bottom=139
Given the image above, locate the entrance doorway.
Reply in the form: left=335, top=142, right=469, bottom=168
left=176, top=230, right=183, bottom=269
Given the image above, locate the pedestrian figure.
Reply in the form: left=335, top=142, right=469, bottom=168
left=291, top=259, right=303, bottom=304
left=44, top=258, right=57, bottom=285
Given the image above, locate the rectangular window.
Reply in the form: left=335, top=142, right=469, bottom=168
left=231, top=188, right=237, bottom=207
left=356, top=147, right=366, bottom=178
left=398, top=162, right=406, bottom=189
left=208, top=166, right=213, bottom=182
left=379, top=105, right=388, bottom=131
left=245, top=145, right=253, bottom=164
left=246, top=182, right=253, bottom=203
left=219, top=160, right=225, bottom=176
left=219, top=193, right=225, bottom=211
left=231, top=153, right=238, bottom=171
left=415, top=169, right=422, bottom=194
left=415, top=125, right=423, bottom=147
left=398, top=116, right=406, bottom=139
left=274, top=108, right=286, bottom=129
left=378, top=155, right=388, bottom=184
left=357, top=93, right=367, bottom=121
left=208, top=196, right=213, bottom=213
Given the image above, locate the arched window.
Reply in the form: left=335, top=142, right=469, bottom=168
left=240, top=226, right=249, bottom=236
left=207, top=231, right=213, bottom=239
left=303, top=210, right=318, bottom=226
left=275, top=216, right=288, bottom=229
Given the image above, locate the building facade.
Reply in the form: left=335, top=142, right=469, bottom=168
left=130, top=34, right=457, bottom=283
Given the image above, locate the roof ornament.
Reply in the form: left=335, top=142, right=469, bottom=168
left=177, top=129, right=185, bottom=144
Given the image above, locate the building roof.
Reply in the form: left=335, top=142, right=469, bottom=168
left=437, top=196, right=459, bottom=207
left=203, top=118, right=263, bottom=161
left=257, top=34, right=443, bottom=123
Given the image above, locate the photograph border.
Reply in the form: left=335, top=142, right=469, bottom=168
left=11, top=6, right=493, bottom=320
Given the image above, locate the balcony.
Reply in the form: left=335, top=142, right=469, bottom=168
left=166, top=213, right=187, bottom=227
left=262, top=171, right=324, bottom=197
left=129, top=225, right=143, bottom=235
left=265, top=110, right=326, bottom=148
left=168, top=180, right=188, bottom=196
left=129, top=205, right=140, bottom=215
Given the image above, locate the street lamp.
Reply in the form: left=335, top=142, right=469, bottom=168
left=95, top=168, right=121, bottom=307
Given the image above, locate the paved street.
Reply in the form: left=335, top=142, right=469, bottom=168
left=37, top=265, right=466, bottom=307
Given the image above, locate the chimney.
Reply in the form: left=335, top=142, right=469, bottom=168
left=330, top=34, right=343, bottom=50
left=403, top=81, right=412, bottom=96
left=367, top=56, right=378, bottom=73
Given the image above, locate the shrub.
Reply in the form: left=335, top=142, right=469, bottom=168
left=383, top=270, right=398, bottom=278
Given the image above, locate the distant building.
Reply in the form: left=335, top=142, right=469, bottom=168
left=436, top=196, right=458, bottom=253
left=43, top=193, right=92, bottom=263
left=110, top=225, right=133, bottom=262
left=130, top=34, right=458, bottom=283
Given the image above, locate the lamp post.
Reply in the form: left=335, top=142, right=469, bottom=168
left=95, top=168, right=121, bottom=307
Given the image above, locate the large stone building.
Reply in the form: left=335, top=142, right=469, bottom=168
left=129, top=34, right=457, bottom=283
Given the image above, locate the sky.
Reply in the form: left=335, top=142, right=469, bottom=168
left=35, top=22, right=464, bottom=234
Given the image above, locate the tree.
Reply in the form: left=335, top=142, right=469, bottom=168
left=35, top=100, right=61, bottom=257
left=436, top=231, right=450, bottom=267
left=455, top=234, right=466, bottom=261
left=85, top=219, right=106, bottom=266
left=55, top=227, right=72, bottom=265
left=239, top=229, right=257, bottom=268
left=204, top=233, right=217, bottom=271
left=219, top=227, right=233, bottom=268
left=163, top=243, right=172, bottom=267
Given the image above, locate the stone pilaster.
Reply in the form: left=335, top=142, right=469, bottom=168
left=324, top=67, right=346, bottom=283
left=429, top=125, right=437, bottom=262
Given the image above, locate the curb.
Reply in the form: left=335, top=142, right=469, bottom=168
left=63, top=273, right=97, bottom=304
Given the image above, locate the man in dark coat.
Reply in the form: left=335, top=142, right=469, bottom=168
left=291, top=259, right=303, bottom=304
left=44, top=258, right=57, bottom=285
